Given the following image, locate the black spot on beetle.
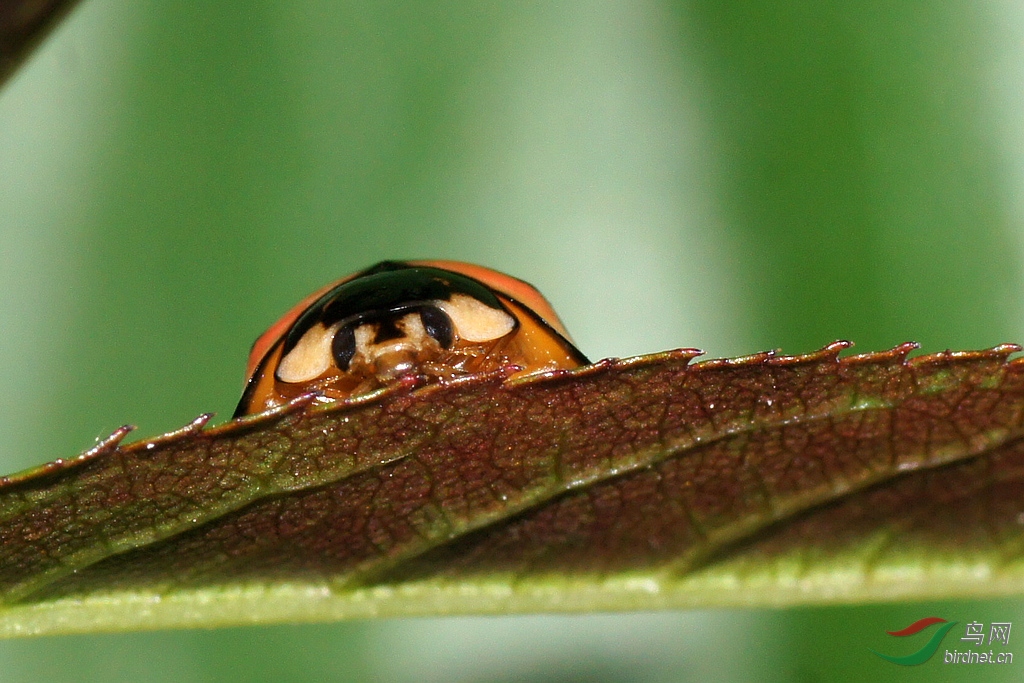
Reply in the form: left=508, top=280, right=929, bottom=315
left=331, top=325, right=357, bottom=370
left=420, top=306, right=454, bottom=348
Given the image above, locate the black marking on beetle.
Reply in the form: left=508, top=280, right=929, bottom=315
left=281, top=264, right=510, bottom=358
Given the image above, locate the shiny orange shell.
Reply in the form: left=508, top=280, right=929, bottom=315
left=234, top=260, right=588, bottom=417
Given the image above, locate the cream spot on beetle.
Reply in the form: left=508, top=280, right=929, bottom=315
left=349, top=313, right=437, bottom=380
left=353, top=313, right=430, bottom=359
left=435, top=294, right=515, bottom=342
left=353, top=324, right=376, bottom=354
left=395, top=313, right=429, bottom=348
left=276, top=322, right=336, bottom=383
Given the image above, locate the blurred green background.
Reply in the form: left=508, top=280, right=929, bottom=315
left=2, top=1, right=1023, bottom=680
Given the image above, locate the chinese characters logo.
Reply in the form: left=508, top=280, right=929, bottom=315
left=946, top=621, right=1013, bottom=664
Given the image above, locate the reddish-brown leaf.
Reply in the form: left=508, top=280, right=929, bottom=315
left=4, top=341, right=1024, bottom=630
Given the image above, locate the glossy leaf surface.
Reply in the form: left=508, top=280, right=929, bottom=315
left=3, top=341, right=1024, bottom=636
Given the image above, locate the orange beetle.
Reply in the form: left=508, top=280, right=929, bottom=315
left=234, top=260, right=588, bottom=417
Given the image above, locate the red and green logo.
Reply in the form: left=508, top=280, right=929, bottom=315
left=871, top=617, right=958, bottom=666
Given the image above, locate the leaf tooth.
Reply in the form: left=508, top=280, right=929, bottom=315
left=907, top=344, right=1023, bottom=368
left=845, top=341, right=921, bottom=366
left=223, top=393, right=321, bottom=427
left=124, top=414, right=213, bottom=457
left=694, top=349, right=777, bottom=370
left=768, top=340, right=853, bottom=366
left=0, top=425, right=135, bottom=489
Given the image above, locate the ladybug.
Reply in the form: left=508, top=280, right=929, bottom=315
left=234, top=260, right=589, bottom=417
